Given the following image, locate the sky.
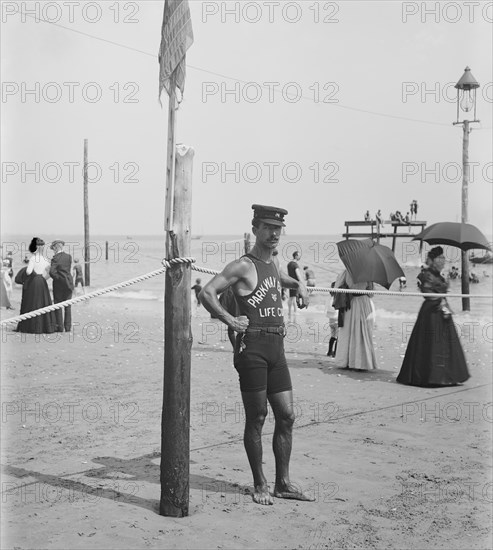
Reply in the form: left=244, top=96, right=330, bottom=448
left=1, top=0, right=492, bottom=237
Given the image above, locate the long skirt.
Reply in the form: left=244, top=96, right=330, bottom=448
left=0, top=280, right=12, bottom=309
left=397, top=299, right=469, bottom=387
left=16, top=274, right=56, bottom=334
left=335, top=296, right=377, bottom=370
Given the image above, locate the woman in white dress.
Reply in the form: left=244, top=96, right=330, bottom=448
left=0, top=261, right=14, bottom=309
left=335, top=270, right=377, bottom=371
left=16, top=238, right=56, bottom=334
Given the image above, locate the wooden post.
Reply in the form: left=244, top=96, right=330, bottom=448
left=392, top=224, right=397, bottom=253
left=165, top=73, right=177, bottom=232
left=83, top=139, right=90, bottom=286
left=105, top=241, right=108, bottom=261
left=461, top=120, right=470, bottom=311
left=160, top=145, right=194, bottom=518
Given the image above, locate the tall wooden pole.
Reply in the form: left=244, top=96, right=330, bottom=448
left=83, top=138, right=90, bottom=287
left=461, top=120, right=470, bottom=311
left=160, top=144, right=194, bottom=517
left=165, top=74, right=177, bottom=231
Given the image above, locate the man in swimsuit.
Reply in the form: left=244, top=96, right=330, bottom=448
left=200, top=204, right=313, bottom=506
left=303, top=266, right=316, bottom=287
left=287, top=251, right=302, bottom=317
left=72, top=259, right=85, bottom=295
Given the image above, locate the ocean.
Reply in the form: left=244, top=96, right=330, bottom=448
left=2, top=233, right=492, bottom=322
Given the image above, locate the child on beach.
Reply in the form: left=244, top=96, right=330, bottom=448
left=191, top=278, right=202, bottom=310
left=398, top=276, right=407, bottom=290
left=73, top=259, right=85, bottom=295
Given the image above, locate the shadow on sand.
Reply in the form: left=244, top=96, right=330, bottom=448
left=287, top=357, right=399, bottom=384
left=2, top=452, right=246, bottom=515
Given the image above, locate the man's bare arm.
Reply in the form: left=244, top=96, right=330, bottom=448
left=279, top=267, right=309, bottom=308
left=199, top=259, right=250, bottom=332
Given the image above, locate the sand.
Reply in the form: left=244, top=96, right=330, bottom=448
left=1, top=294, right=492, bottom=549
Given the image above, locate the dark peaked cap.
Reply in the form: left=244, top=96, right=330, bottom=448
left=252, top=204, right=288, bottom=227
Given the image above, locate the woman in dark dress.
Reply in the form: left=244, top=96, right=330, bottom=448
left=397, top=246, right=469, bottom=387
left=17, top=237, right=56, bottom=334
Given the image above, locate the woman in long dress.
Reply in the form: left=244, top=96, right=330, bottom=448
left=397, top=246, right=469, bottom=387
left=16, top=237, right=56, bottom=334
left=1, top=262, right=14, bottom=310
left=335, top=270, right=378, bottom=371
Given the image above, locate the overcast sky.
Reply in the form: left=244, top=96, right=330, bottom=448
left=1, top=1, right=492, bottom=236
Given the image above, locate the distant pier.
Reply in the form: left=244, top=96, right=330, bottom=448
left=343, top=220, right=427, bottom=252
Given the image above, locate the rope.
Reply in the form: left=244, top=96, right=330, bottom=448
left=306, top=286, right=493, bottom=299
left=192, top=264, right=222, bottom=276
left=0, top=258, right=195, bottom=327
left=161, top=257, right=195, bottom=269
left=2, top=256, right=491, bottom=327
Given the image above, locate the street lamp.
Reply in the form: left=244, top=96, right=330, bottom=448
left=453, top=66, right=480, bottom=312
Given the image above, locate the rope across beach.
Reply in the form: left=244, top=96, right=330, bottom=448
left=2, top=255, right=492, bottom=327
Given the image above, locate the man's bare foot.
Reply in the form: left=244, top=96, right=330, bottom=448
left=252, top=484, right=273, bottom=505
left=273, top=483, right=315, bottom=501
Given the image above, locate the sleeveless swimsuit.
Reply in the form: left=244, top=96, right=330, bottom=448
left=233, top=254, right=292, bottom=394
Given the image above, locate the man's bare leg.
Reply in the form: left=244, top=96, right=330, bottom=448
left=268, top=390, right=315, bottom=501
left=288, top=297, right=297, bottom=318
left=241, top=390, right=273, bottom=505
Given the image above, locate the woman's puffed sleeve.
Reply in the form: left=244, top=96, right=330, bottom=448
left=26, top=257, right=35, bottom=275
left=421, top=270, right=448, bottom=294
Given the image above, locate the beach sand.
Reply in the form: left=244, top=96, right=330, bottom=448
left=1, top=293, right=492, bottom=549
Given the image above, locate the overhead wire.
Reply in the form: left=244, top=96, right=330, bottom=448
left=8, top=9, right=491, bottom=128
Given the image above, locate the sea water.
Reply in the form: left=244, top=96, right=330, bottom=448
left=2, top=233, right=492, bottom=323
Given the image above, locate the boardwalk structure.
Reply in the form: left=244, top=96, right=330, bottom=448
left=343, top=220, right=427, bottom=252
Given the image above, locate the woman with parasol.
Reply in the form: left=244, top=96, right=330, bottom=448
left=334, top=269, right=377, bottom=371
left=396, top=247, right=469, bottom=387
left=335, top=238, right=405, bottom=371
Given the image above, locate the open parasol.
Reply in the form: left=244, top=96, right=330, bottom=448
left=412, top=222, right=491, bottom=252
left=336, top=239, right=405, bottom=290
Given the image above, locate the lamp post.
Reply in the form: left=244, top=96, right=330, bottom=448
left=453, top=66, right=480, bottom=312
